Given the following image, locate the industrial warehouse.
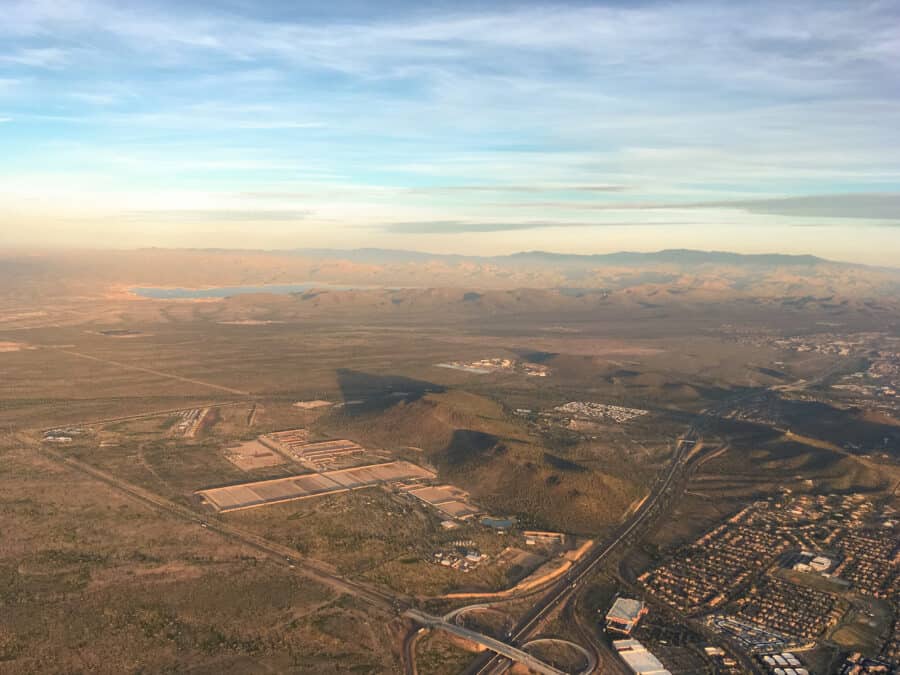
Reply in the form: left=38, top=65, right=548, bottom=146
left=239, top=427, right=371, bottom=469
left=197, top=461, right=435, bottom=512
left=402, top=483, right=481, bottom=521
left=613, top=639, right=672, bottom=675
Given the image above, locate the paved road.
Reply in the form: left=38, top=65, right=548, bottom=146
left=38, top=444, right=401, bottom=612
left=562, top=589, right=629, bottom=675
left=402, top=626, right=424, bottom=675
left=405, top=609, right=568, bottom=675
left=521, top=638, right=596, bottom=675
left=463, top=426, right=696, bottom=675
left=462, top=386, right=769, bottom=675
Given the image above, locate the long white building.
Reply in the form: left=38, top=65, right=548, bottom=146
left=613, top=639, right=672, bottom=675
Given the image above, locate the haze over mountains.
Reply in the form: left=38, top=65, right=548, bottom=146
left=3, top=246, right=898, bottom=296
left=1, top=247, right=898, bottom=334
left=294, top=248, right=830, bottom=267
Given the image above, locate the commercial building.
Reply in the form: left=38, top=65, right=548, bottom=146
left=404, top=484, right=481, bottom=521
left=481, top=516, right=514, bottom=530
left=605, top=597, right=648, bottom=634
left=760, top=652, right=810, bottom=674
left=809, top=555, right=832, bottom=572
left=792, top=551, right=833, bottom=574
left=613, top=639, right=672, bottom=675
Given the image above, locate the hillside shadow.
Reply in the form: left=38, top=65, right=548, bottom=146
left=511, top=349, right=559, bottom=364
left=442, top=429, right=504, bottom=466
left=336, top=369, right=445, bottom=416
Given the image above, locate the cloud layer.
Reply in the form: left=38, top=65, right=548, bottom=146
left=0, top=0, right=898, bottom=263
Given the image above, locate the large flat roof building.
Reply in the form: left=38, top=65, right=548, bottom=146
left=605, top=597, right=648, bottom=634
left=613, top=639, right=672, bottom=675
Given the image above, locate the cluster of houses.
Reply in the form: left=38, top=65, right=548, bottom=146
left=639, top=493, right=899, bottom=670
left=732, top=576, right=841, bottom=642
left=436, top=357, right=550, bottom=377
left=829, top=528, right=899, bottom=598
left=551, top=400, right=649, bottom=424
left=638, top=519, right=786, bottom=612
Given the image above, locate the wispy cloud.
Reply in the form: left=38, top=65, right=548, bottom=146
left=0, top=47, right=69, bottom=68
left=244, top=183, right=630, bottom=198
left=382, top=219, right=686, bottom=234
left=1, top=0, right=899, bottom=263
left=69, top=91, right=122, bottom=106
left=230, top=120, right=325, bottom=130
left=407, top=184, right=629, bottom=194
left=693, top=193, right=900, bottom=220
left=496, top=193, right=900, bottom=222
left=125, top=209, right=313, bottom=222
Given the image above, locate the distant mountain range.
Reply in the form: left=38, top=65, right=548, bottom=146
left=507, top=249, right=828, bottom=267
left=2, top=248, right=899, bottom=311
left=285, top=247, right=833, bottom=268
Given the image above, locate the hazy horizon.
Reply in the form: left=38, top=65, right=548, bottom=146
left=1, top=242, right=896, bottom=269
left=2, top=0, right=899, bottom=265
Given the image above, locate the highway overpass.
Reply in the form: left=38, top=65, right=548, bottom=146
left=404, top=609, right=567, bottom=675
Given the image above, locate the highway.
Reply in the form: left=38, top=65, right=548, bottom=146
left=521, top=638, right=597, bottom=675
left=562, top=587, right=629, bottom=675
left=463, top=426, right=695, bottom=675
left=404, top=609, right=568, bottom=675
left=462, top=387, right=777, bottom=675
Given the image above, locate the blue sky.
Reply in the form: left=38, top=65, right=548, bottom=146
left=1, top=0, right=899, bottom=264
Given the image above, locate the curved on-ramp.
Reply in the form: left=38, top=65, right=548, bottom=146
left=521, top=638, right=597, bottom=675
left=444, top=603, right=510, bottom=624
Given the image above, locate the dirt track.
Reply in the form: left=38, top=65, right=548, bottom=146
left=37, top=444, right=400, bottom=611
left=53, top=347, right=250, bottom=396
